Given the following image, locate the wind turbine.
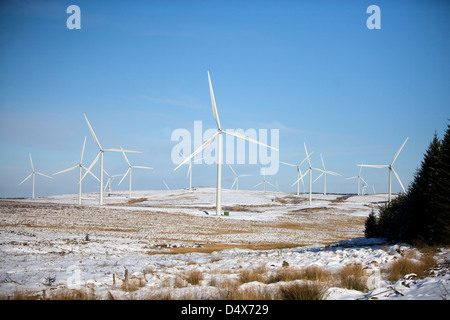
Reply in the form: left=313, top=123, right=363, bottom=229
left=19, top=153, right=52, bottom=199
left=118, top=147, right=153, bottom=199
left=53, top=136, right=99, bottom=205
left=103, top=170, right=123, bottom=193
left=253, top=173, right=276, bottom=192
left=292, top=143, right=324, bottom=205
left=82, top=114, right=141, bottom=205
left=162, top=180, right=170, bottom=190
left=179, top=152, right=204, bottom=191
left=229, top=165, right=251, bottom=190
left=346, top=164, right=366, bottom=195
left=358, top=138, right=408, bottom=203
left=280, top=151, right=312, bottom=196
left=313, top=154, right=340, bottom=195
left=174, top=71, right=277, bottom=216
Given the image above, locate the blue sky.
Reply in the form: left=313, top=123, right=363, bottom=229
left=0, top=0, right=449, bottom=198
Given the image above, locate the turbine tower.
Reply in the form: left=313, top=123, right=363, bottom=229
left=82, top=114, right=141, bottom=205
left=53, top=136, right=99, bottom=205
left=358, top=138, right=408, bottom=202
left=118, top=147, right=153, bottom=199
left=19, top=153, right=52, bottom=199
left=174, top=71, right=277, bottom=216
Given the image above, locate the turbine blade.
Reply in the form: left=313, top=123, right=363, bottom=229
left=299, top=151, right=314, bottom=166
left=231, top=177, right=237, bottom=189
left=208, top=71, right=221, bottom=130
left=280, top=161, right=296, bottom=167
left=29, top=153, right=34, bottom=172
left=320, top=154, right=325, bottom=170
left=358, top=164, right=389, bottom=168
left=360, top=177, right=368, bottom=185
left=228, top=164, right=238, bottom=176
left=174, top=131, right=219, bottom=171
left=253, top=182, right=263, bottom=188
left=121, top=147, right=131, bottom=166
left=36, top=172, right=52, bottom=179
left=53, top=165, right=78, bottom=175
left=240, top=174, right=251, bottom=177
left=346, top=176, right=358, bottom=180
left=266, top=181, right=276, bottom=188
left=81, top=152, right=100, bottom=181
left=132, top=166, right=153, bottom=170
left=118, top=169, right=130, bottom=185
left=19, top=173, right=33, bottom=185
left=303, top=142, right=311, bottom=167
left=84, top=114, right=102, bottom=150
left=81, top=165, right=100, bottom=182
left=80, top=136, right=87, bottom=164
left=392, top=167, right=406, bottom=193
left=104, top=148, right=141, bottom=153
left=391, top=137, right=409, bottom=165
left=313, top=172, right=324, bottom=183
left=222, top=130, right=278, bottom=151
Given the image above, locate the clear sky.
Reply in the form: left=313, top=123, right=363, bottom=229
left=0, top=0, right=449, bottom=198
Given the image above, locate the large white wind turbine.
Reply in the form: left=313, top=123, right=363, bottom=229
left=82, top=114, right=141, bottom=205
left=118, top=147, right=153, bottom=199
left=358, top=138, right=408, bottom=203
left=229, top=165, right=251, bottom=190
left=292, top=143, right=324, bottom=205
left=313, top=154, right=340, bottom=195
left=346, top=164, right=367, bottom=195
left=53, top=136, right=99, bottom=205
left=19, top=153, right=52, bottom=199
left=174, top=71, right=277, bottom=216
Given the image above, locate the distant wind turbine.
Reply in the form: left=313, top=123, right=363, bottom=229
left=358, top=138, right=408, bottom=202
left=280, top=151, right=312, bottom=196
left=82, top=114, right=141, bottom=205
left=118, top=147, right=153, bottom=199
left=53, top=136, right=99, bottom=205
left=19, top=153, right=52, bottom=199
left=313, top=154, right=340, bottom=195
left=174, top=71, right=277, bottom=216
left=179, top=152, right=203, bottom=191
left=253, top=173, right=276, bottom=192
left=346, top=164, right=367, bottom=195
left=292, top=143, right=324, bottom=205
left=103, top=170, right=123, bottom=193
left=229, top=165, right=251, bottom=190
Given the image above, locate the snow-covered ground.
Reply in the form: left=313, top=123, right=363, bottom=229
left=0, top=188, right=448, bottom=300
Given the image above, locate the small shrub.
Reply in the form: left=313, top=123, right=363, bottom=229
left=279, top=281, right=326, bottom=300
left=338, top=264, right=368, bottom=292
left=239, top=269, right=264, bottom=284
left=387, top=251, right=436, bottom=282
left=186, top=269, right=203, bottom=285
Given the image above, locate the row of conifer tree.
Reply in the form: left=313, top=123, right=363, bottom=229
left=365, top=122, right=450, bottom=246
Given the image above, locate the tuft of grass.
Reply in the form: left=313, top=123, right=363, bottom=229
left=239, top=269, right=265, bottom=284
left=185, top=269, right=203, bottom=285
left=387, top=251, right=436, bottom=282
left=338, top=264, right=368, bottom=292
left=278, top=281, right=326, bottom=300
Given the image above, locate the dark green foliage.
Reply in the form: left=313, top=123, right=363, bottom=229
left=365, top=124, right=450, bottom=245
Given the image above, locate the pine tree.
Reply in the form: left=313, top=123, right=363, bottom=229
left=434, top=123, right=450, bottom=244
left=407, top=132, right=441, bottom=243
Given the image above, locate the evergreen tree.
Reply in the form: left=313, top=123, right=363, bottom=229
left=434, top=123, right=450, bottom=244
left=364, top=123, right=450, bottom=245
